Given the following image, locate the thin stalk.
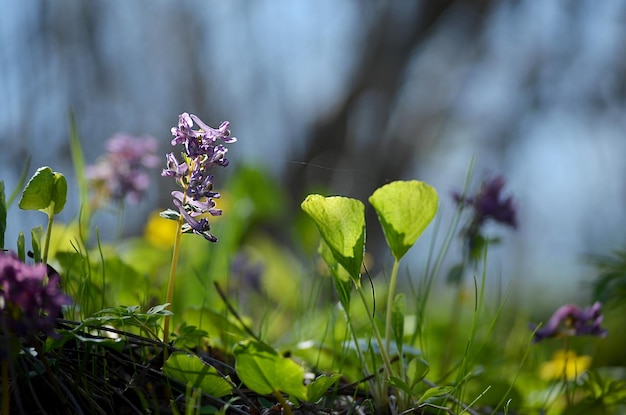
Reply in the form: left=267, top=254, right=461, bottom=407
left=384, top=258, right=400, bottom=353
left=42, top=213, right=54, bottom=267
left=273, top=390, right=294, bottom=415
left=162, top=215, right=184, bottom=348
left=354, top=283, right=394, bottom=380
left=342, top=300, right=386, bottom=406
left=454, top=248, right=487, bottom=413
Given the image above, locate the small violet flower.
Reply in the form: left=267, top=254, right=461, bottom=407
left=453, top=175, right=517, bottom=260
left=162, top=113, right=236, bottom=242
left=529, top=302, right=607, bottom=343
left=454, top=175, right=517, bottom=229
left=0, top=251, right=72, bottom=341
left=86, top=133, right=160, bottom=205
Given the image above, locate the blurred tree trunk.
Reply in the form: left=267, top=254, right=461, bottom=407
left=287, top=0, right=490, bottom=262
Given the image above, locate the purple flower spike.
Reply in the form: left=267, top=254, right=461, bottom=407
left=86, top=133, right=159, bottom=205
left=530, top=302, right=608, bottom=343
left=163, top=113, right=235, bottom=242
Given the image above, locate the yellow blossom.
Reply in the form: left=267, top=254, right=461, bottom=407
left=144, top=210, right=178, bottom=248
left=539, top=349, right=592, bottom=381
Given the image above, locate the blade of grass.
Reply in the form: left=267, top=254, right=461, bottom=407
left=6, top=155, right=31, bottom=208
left=68, top=111, right=92, bottom=237
left=412, top=157, right=475, bottom=349
left=453, top=245, right=488, bottom=413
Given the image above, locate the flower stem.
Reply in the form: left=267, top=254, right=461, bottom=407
left=162, top=216, right=184, bottom=348
left=273, top=390, right=294, bottom=415
left=354, top=282, right=394, bottom=379
left=42, top=213, right=54, bottom=267
left=384, top=258, right=400, bottom=353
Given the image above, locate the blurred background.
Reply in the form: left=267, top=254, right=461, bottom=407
left=2, top=0, right=626, bottom=305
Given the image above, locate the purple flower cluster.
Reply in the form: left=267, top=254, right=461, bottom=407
left=0, top=252, right=71, bottom=340
left=529, top=302, right=607, bottom=343
left=86, top=133, right=160, bottom=205
left=162, top=113, right=236, bottom=242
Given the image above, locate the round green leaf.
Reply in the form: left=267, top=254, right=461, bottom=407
left=163, top=352, right=233, bottom=398
left=369, top=180, right=438, bottom=260
left=51, top=171, right=67, bottom=214
left=18, top=166, right=67, bottom=215
left=19, top=167, right=55, bottom=211
left=301, top=195, right=365, bottom=279
left=318, top=240, right=352, bottom=309
left=234, top=340, right=307, bottom=401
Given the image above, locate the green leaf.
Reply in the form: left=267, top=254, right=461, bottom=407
left=160, top=209, right=181, bottom=221
left=406, top=358, right=430, bottom=389
left=45, top=329, right=125, bottom=353
left=17, top=232, right=25, bottom=261
left=18, top=167, right=67, bottom=215
left=392, top=293, right=406, bottom=353
left=233, top=340, right=307, bottom=401
left=369, top=180, right=438, bottom=261
left=51, top=171, right=68, bottom=215
left=306, top=374, right=341, bottom=402
left=388, top=376, right=413, bottom=396
left=417, top=385, right=453, bottom=405
left=30, top=226, right=44, bottom=263
left=318, top=240, right=352, bottom=309
left=0, top=181, right=6, bottom=249
left=301, top=194, right=365, bottom=279
left=163, top=352, right=233, bottom=398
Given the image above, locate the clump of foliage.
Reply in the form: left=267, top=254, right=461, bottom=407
left=0, top=113, right=622, bottom=415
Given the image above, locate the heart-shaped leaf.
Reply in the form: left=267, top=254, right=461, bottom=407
left=163, top=352, right=233, bottom=398
left=318, top=240, right=352, bottom=309
left=18, top=166, right=67, bottom=215
left=233, top=340, right=307, bottom=401
left=301, top=195, right=365, bottom=279
left=369, top=180, right=438, bottom=260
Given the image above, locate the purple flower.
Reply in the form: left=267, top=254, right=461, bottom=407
left=162, top=113, right=235, bottom=242
left=172, top=198, right=218, bottom=242
left=170, top=113, right=236, bottom=158
left=529, top=302, right=607, bottom=343
left=453, top=175, right=517, bottom=261
left=162, top=152, right=189, bottom=182
left=0, top=252, right=72, bottom=341
left=454, top=176, right=517, bottom=229
left=171, top=191, right=221, bottom=217
left=86, top=133, right=159, bottom=205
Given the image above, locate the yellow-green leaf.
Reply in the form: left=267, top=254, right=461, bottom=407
left=369, top=180, right=438, bottom=260
left=163, top=352, right=233, bottom=398
left=234, top=340, right=307, bottom=401
left=301, top=195, right=365, bottom=279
